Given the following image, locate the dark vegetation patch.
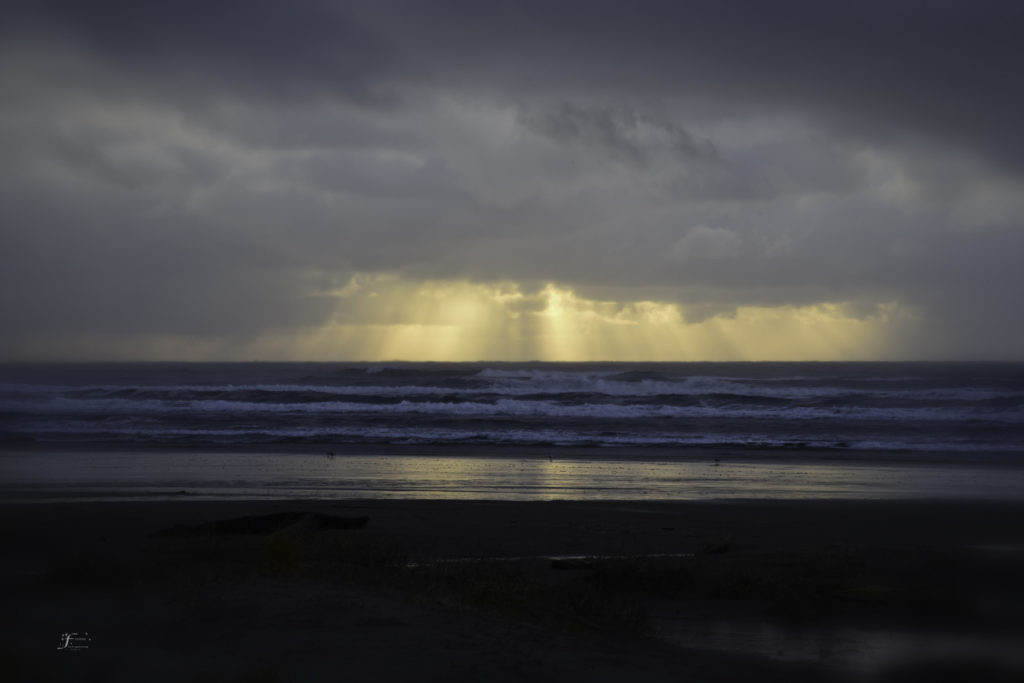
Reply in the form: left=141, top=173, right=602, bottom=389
left=150, top=511, right=368, bottom=538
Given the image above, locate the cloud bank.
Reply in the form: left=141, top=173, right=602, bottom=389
left=2, top=0, right=1024, bottom=359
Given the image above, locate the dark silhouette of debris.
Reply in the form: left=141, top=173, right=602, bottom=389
left=151, top=511, right=368, bottom=538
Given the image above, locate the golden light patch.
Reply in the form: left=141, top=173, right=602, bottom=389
left=285, top=277, right=910, bottom=361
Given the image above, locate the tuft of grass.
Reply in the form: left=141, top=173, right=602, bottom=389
left=264, top=532, right=305, bottom=577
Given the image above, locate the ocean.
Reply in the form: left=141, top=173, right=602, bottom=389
left=3, top=361, right=1023, bottom=453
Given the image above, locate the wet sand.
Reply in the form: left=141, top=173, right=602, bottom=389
left=2, top=496, right=1024, bottom=681
left=4, top=444, right=1024, bottom=502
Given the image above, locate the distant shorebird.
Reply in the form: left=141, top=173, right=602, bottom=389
left=326, top=451, right=335, bottom=459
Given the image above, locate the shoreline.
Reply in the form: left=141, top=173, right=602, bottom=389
left=5, top=440, right=1024, bottom=465
left=4, top=449, right=1024, bottom=505
left=4, top=443, right=1024, bottom=505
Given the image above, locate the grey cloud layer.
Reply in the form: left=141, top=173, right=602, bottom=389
left=10, top=0, right=1024, bottom=164
left=3, top=0, right=1023, bottom=358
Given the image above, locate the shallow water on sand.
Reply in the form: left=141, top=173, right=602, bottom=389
left=3, top=449, right=1024, bottom=502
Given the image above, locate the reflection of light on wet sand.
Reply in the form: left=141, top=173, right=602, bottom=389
left=3, top=451, right=1024, bottom=502
left=653, top=613, right=1024, bottom=676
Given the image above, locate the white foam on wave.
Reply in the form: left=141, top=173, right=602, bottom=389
left=5, top=395, right=1023, bottom=423
left=5, top=376, right=1022, bottom=403
left=21, top=422, right=1023, bottom=452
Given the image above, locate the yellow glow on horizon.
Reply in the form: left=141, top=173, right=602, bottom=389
left=281, top=276, right=910, bottom=361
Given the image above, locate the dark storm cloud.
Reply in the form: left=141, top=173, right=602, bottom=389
left=10, top=0, right=1023, bottom=149
left=0, top=177, right=339, bottom=340
left=519, top=103, right=716, bottom=166
left=2, top=0, right=1024, bottom=358
left=368, top=0, right=1024, bottom=171
left=8, top=0, right=1023, bottom=167
left=5, top=0, right=397, bottom=101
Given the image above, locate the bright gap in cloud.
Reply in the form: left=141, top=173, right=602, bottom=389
left=288, top=277, right=911, bottom=361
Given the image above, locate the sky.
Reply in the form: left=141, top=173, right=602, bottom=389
left=3, top=0, right=1024, bottom=361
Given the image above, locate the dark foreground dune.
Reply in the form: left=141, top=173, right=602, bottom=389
left=2, top=498, right=1024, bottom=682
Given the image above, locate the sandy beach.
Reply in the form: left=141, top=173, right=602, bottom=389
left=3, top=495, right=1024, bottom=681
